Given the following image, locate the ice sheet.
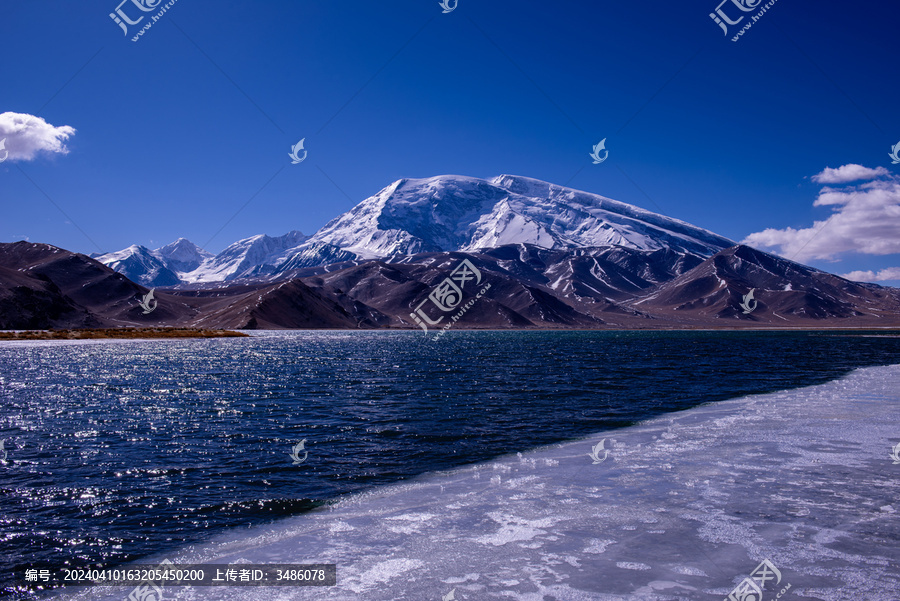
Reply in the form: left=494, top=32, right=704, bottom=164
left=51, top=364, right=900, bottom=600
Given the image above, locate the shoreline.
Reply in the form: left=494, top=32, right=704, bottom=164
left=0, top=328, right=249, bottom=341
left=46, top=363, right=900, bottom=600
left=5, top=326, right=900, bottom=338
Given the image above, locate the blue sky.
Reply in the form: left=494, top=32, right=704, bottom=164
left=2, top=0, right=899, bottom=284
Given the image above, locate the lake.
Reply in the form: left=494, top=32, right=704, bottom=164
left=2, top=330, right=900, bottom=598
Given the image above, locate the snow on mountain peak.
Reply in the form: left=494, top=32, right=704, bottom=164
left=95, top=244, right=181, bottom=287
left=179, top=230, right=310, bottom=283
left=490, top=174, right=555, bottom=198
left=97, top=174, right=735, bottom=285
left=301, top=174, right=734, bottom=261
left=154, top=238, right=212, bottom=272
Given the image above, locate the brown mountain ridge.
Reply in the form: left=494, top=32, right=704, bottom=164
left=1, top=241, right=899, bottom=331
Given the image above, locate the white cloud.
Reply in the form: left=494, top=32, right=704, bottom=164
left=841, top=267, right=900, bottom=283
left=0, top=112, right=76, bottom=162
left=742, top=169, right=900, bottom=262
left=811, top=164, right=888, bottom=184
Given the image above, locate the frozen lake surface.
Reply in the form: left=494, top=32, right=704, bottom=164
left=52, top=363, right=900, bottom=600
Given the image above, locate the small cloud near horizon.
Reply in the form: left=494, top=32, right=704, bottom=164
left=811, top=164, right=889, bottom=184
left=742, top=164, right=900, bottom=263
left=841, top=267, right=900, bottom=283
left=0, top=112, right=75, bottom=162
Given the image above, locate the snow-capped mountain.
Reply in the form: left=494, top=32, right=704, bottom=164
left=95, top=245, right=182, bottom=287
left=180, top=230, right=309, bottom=283
left=295, top=175, right=734, bottom=263
left=155, top=238, right=212, bottom=273
left=98, top=175, right=734, bottom=285
left=97, top=232, right=308, bottom=286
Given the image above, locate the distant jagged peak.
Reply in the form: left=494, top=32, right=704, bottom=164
left=155, top=237, right=213, bottom=261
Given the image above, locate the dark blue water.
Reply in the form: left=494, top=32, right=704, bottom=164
left=2, top=330, right=900, bottom=597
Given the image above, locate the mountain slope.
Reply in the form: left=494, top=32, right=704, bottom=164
left=301, top=254, right=601, bottom=330
left=178, top=280, right=378, bottom=330
left=632, top=245, right=900, bottom=324
left=0, top=242, right=378, bottom=330
left=0, top=242, right=149, bottom=328
left=4, top=242, right=900, bottom=331
left=294, top=174, right=735, bottom=263
left=181, top=230, right=310, bottom=283
left=94, top=245, right=182, bottom=288
left=155, top=238, right=212, bottom=272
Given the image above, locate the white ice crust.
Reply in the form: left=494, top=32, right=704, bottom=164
left=53, top=364, right=900, bottom=600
